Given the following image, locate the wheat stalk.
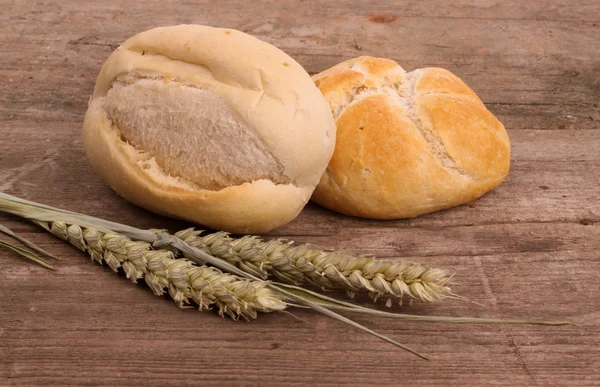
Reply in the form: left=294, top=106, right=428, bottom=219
left=175, top=228, right=452, bottom=305
left=39, top=220, right=286, bottom=320
left=0, top=192, right=572, bottom=361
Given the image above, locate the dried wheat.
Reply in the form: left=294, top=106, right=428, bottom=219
left=42, top=221, right=287, bottom=320
left=175, top=228, right=452, bottom=305
left=0, top=192, right=571, bottom=362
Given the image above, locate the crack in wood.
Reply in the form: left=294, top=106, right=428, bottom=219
left=68, top=36, right=118, bottom=50
left=474, top=256, right=536, bottom=383
left=0, top=149, right=60, bottom=192
left=508, top=336, right=536, bottom=383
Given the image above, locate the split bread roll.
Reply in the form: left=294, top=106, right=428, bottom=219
left=83, top=25, right=336, bottom=233
left=311, top=56, right=510, bottom=219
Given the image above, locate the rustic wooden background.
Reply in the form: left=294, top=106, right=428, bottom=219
left=1, top=0, right=598, bottom=385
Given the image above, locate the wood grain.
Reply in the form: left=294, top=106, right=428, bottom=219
left=1, top=1, right=599, bottom=386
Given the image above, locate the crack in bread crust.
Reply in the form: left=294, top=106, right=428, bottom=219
left=402, top=71, right=468, bottom=176
left=334, top=67, right=469, bottom=177
left=103, top=74, right=291, bottom=191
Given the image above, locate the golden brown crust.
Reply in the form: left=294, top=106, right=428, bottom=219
left=415, top=67, right=483, bottom=103
left=313, top=56, right=405, bottom=121
left=416, top=94, right=510, bottom=181
left=311, top=57, right=510, bottom=219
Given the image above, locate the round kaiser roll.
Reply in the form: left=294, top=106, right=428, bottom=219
left=311, top=56, right=510, bottom=219
left=83, top=25, right=335, bottom=233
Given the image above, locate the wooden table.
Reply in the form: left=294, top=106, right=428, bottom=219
left=1, top=1, right=598, bottom=385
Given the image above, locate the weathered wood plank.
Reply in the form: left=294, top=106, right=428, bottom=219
left=1, top=238, right=597, bottom=384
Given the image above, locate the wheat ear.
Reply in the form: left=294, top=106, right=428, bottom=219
left=40, top=221, right=286, bottom=320
left=0, top=192, right=572, bottom=361
left=175, top=229, right=452, bottom=305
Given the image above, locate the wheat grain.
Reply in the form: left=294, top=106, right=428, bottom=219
left=0, top=192, right=572, bottom=362
left=42, top=221, right=287, bottom=320
left=175, top=228, right=452, bottom=305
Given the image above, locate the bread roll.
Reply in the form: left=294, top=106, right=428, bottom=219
left=311, top=56, right=510, bottom=219
left=83, top=25, right=335, bottom=233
